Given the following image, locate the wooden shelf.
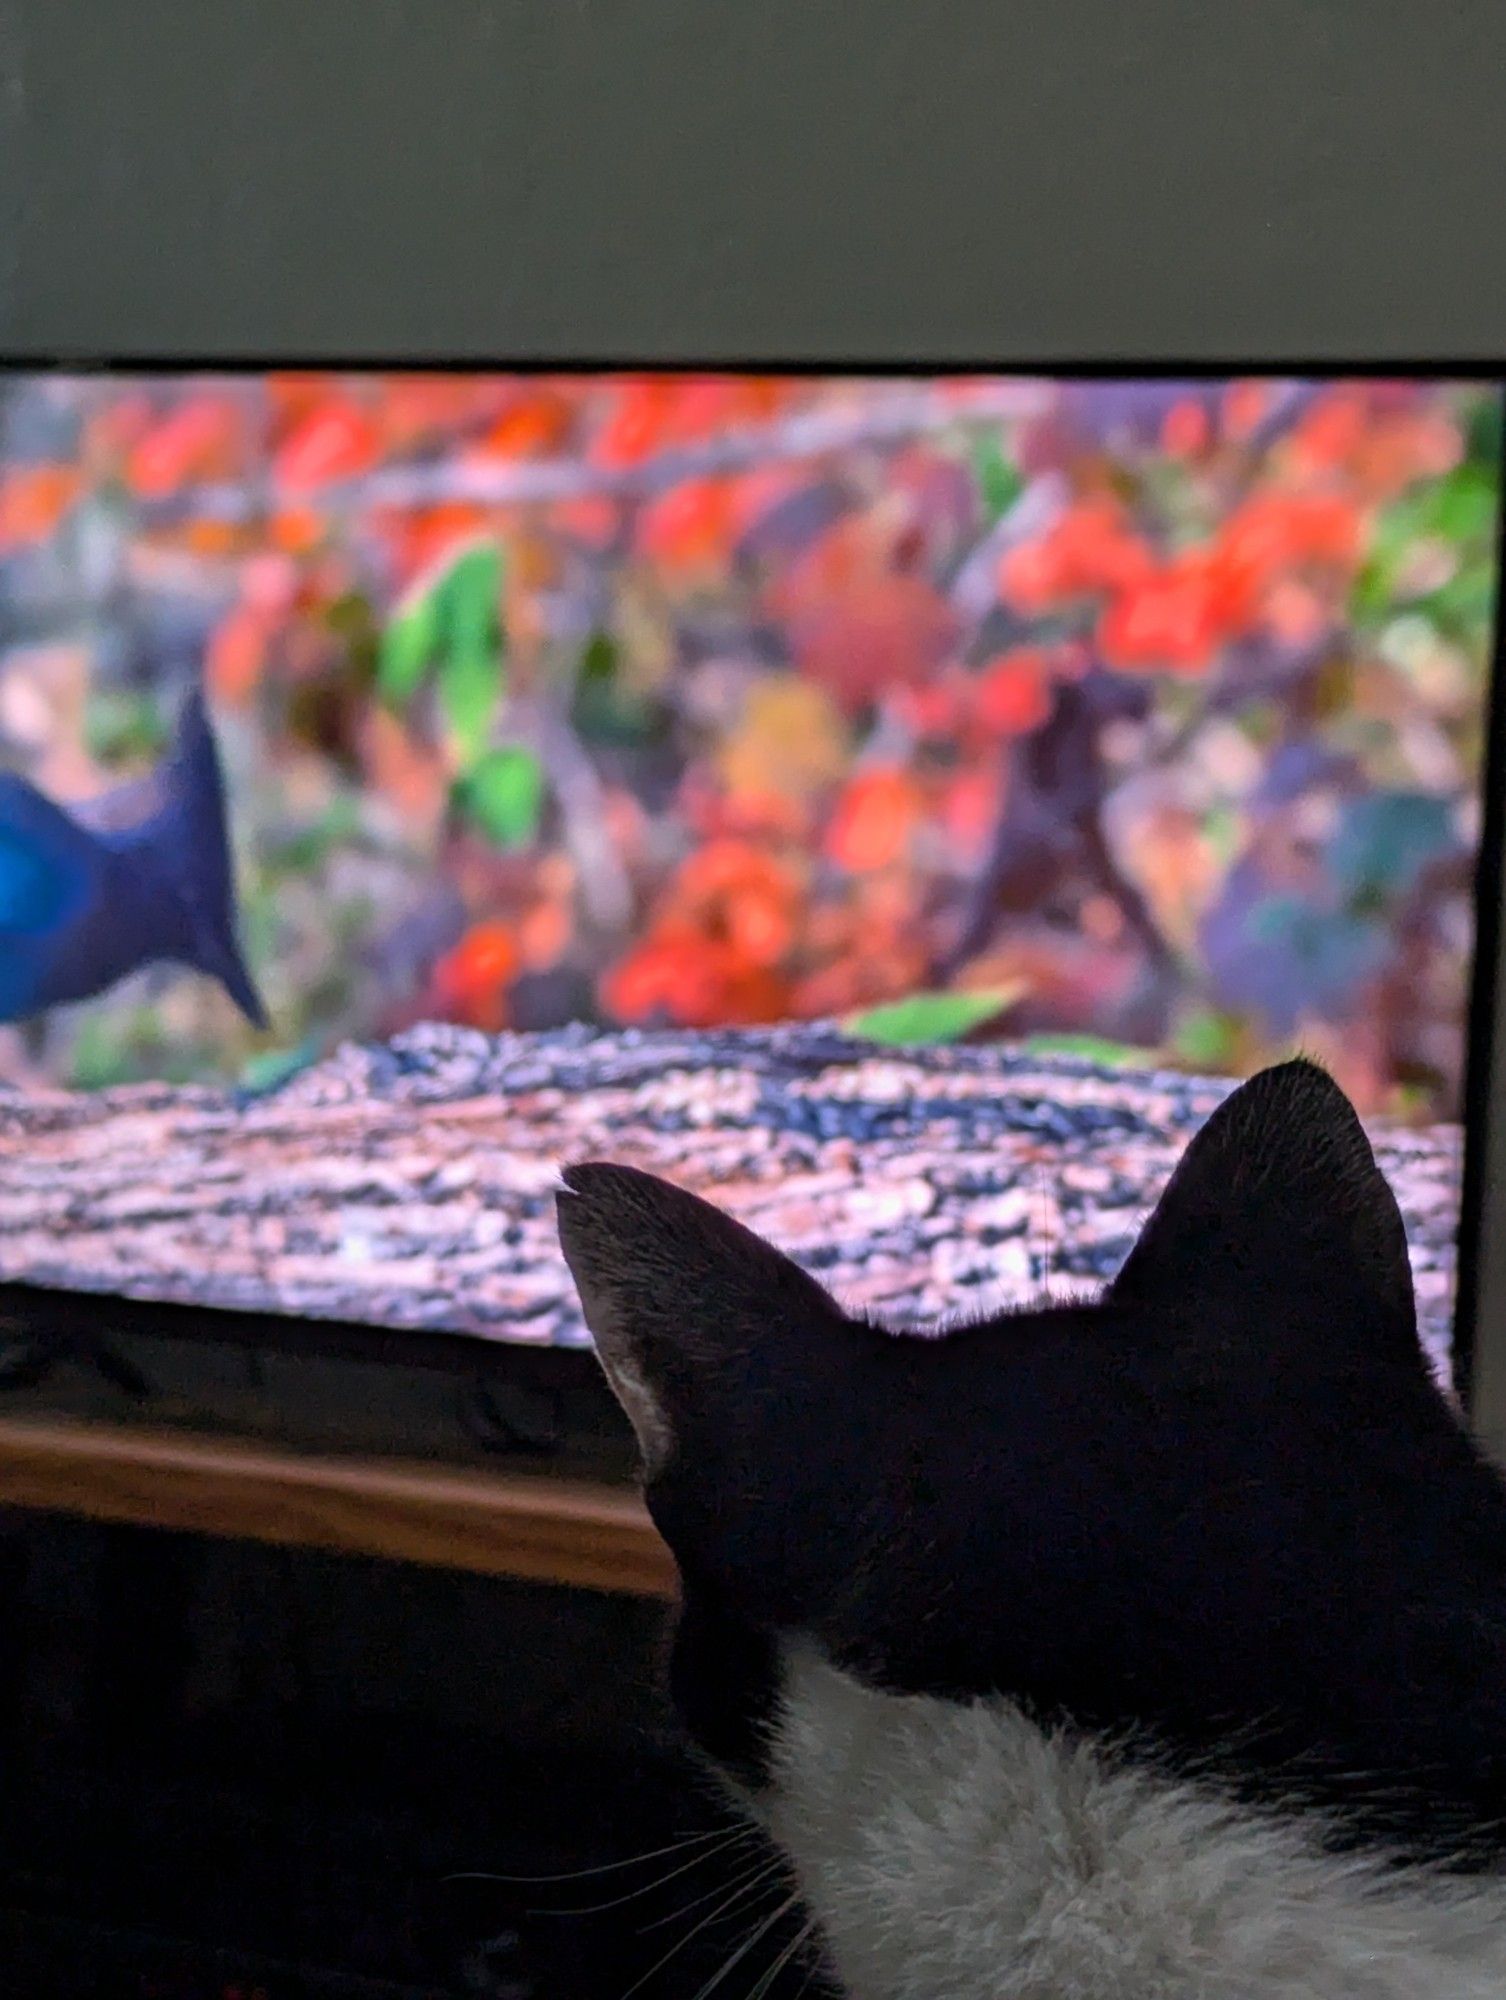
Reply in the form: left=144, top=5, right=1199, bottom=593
left=0, top=1414, right=676, bottom=1598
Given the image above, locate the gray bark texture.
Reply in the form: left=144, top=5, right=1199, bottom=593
left=0, top=1023, right=1462, bottom=1383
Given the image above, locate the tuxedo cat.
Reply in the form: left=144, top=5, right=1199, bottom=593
left=558, top=1059, right=1506, bottom=1998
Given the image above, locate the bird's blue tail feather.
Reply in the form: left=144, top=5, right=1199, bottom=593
left=138, top=688, right=268, bottom=1029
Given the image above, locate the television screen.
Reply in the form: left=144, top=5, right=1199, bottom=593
left=0, top=372, right=1497, bottom=1375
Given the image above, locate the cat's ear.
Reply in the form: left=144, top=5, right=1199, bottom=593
left=556, top=1161, right=850, bottom=1475
left=1109, top=1058, right=1419, bottom=1360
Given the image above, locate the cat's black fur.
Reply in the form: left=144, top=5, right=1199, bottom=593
left=559, top=1060, right=1506, bottom=1875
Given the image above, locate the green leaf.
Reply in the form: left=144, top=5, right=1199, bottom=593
left=325, top=589, right=381, bottom=691
left=437, top=541, right=506, bottom=766
left=444, top=539, right=505, bottom=657
left=569, top=630, right=618, bottom=731
left=262, top=793, right=362, bottom=874
left=1410, top=562, right=1499, bottom=642
left=1172, top=1009, right=1240, bottom=1071
left=846, top=984, right=1025, bottom=1047
left=1351, top=460, right=1502, bottom=624
left=1018, top=1032, right=1150, bottom=1068
left=458, top=745, right=546, bottom=848
left=1465, top=388, right=1504, bottom=471
left=971, top=432, right=1022, bottom=524
left=378, top=586, right=441, bottom=705
left=68, top=1014, right=132, bottom=1092
left=1432, top=462, right=1499, bottom=543
left=239, top=1037, right=321, bottom=1096
left=84, top=689, right=169, bottom=766
left=377, top=535, right=507, bottom=713
left=439, top=640, right=503, bottom=769
left=577, top=629, right=617, bottom=691
left=570, top=629, right=670, bottom=747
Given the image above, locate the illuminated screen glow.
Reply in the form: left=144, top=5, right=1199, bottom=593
left=0, top=373, right=1496, bottom=1359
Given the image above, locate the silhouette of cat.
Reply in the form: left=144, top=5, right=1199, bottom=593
left=561, top=1061, right=1506, bottom=1998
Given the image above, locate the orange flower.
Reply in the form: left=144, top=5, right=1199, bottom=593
left=996, top=535, right=1066, bottom=613
left=379, top=376, right=493, bottom=453
left=891, top=675, right=970, bottom=738
left=676, top=837, right=793, bottom=906
left=127, top=396, right=244, bottom=498
left=275, top=400, right=381, bottom=491
left=942, top=767, right=1002, bottom=861
left=206, top=606, right=271, bottom=707
left=606, top=828, right=806, bottom=1030
left=711, top=960, right=794, bottom=1026
left=519, top=900, right=571, bottom=970
left=601, top=940, right=678, bottom=1023
left=393, top=504, right=490, bottom=582
left=682, top=779, right=811, bottom=843
left=973, top=649, right=1053, bottom=737
left=589, top=379, right=678, bottom=467
left=83, top=392, right=154, bottom=471
left=1354, top=409, right=1462, bottom=494
left=788, top=964, right=861, bottom=1017
left=1191, top=490, right=1364, bottom=645
left=998, top=500, right=1153, bottom=612
left=659, top=377, right=748, bottom=442
left=0, top=464, right=81, bottom=549
left=1222, top=380, right=1274, bottom=442
left=470, top=390, right=575, bottom=460
left=643, top=376, right=788, bottom=450
left=1097, top=556, right=1228, bottom=674
left=1160, top=399, right=1212, bottom=458
left=267, top=373, right=334, bottom=434
left=602, top=928, right=789, bottom=1029
left=182, top=518, right=242, bottom=558
left=432, top=921, right=519, bottom=1032
left=723, top=882, right=796, bottom=968
left=1219, top=491, right=1363, bottom=582
left=266, top=508, right=324, bottom=555
left=825, top=768, right=926, bottom=872
left=1288, top=390, right=1369, bottom=475
left=637, top=476, right=735, bottom=573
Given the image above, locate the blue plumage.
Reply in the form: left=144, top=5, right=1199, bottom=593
left=0, top=688, right=267, bottom=1028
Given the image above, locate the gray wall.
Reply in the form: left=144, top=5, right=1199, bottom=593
left=1, top=0, right=1504, bottom=363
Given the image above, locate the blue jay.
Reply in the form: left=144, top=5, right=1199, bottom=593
left=0, top=686, right=267, bottom=1027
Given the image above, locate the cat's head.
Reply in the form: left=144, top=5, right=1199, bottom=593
left=557, top=1059, right=1506, bottom=1859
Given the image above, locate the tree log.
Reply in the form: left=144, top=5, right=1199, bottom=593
left=0, top=1023, right=1462, bottom=1383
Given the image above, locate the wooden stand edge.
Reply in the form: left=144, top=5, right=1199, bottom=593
left=0, top=1415, right=677, bottom=1598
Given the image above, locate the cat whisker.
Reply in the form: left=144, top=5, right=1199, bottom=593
left=446, top=1824, right=754, bottom=1919
left=444, top=1821, right=739, bottom=1888
left=639, top=1840, right=779, bottom=1932
left=618, top=1857, right=788, bottom=2000
left=686, top=1891, right=802, bottom=2000
left=743, top=1912, right=817, bottom=2000
left=786, top=1945, right=825, bottom=2000
left=528, top=1827, right=759, bottom=1916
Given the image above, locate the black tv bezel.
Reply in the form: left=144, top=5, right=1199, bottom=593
left=0, top=359, right=1499, bottom=1421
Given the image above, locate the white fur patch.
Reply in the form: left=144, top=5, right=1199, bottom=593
left=761, top=1644, right=1506, bottom=2000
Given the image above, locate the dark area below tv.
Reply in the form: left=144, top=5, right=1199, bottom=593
left=0, top=1512, right=824, bottom=1999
